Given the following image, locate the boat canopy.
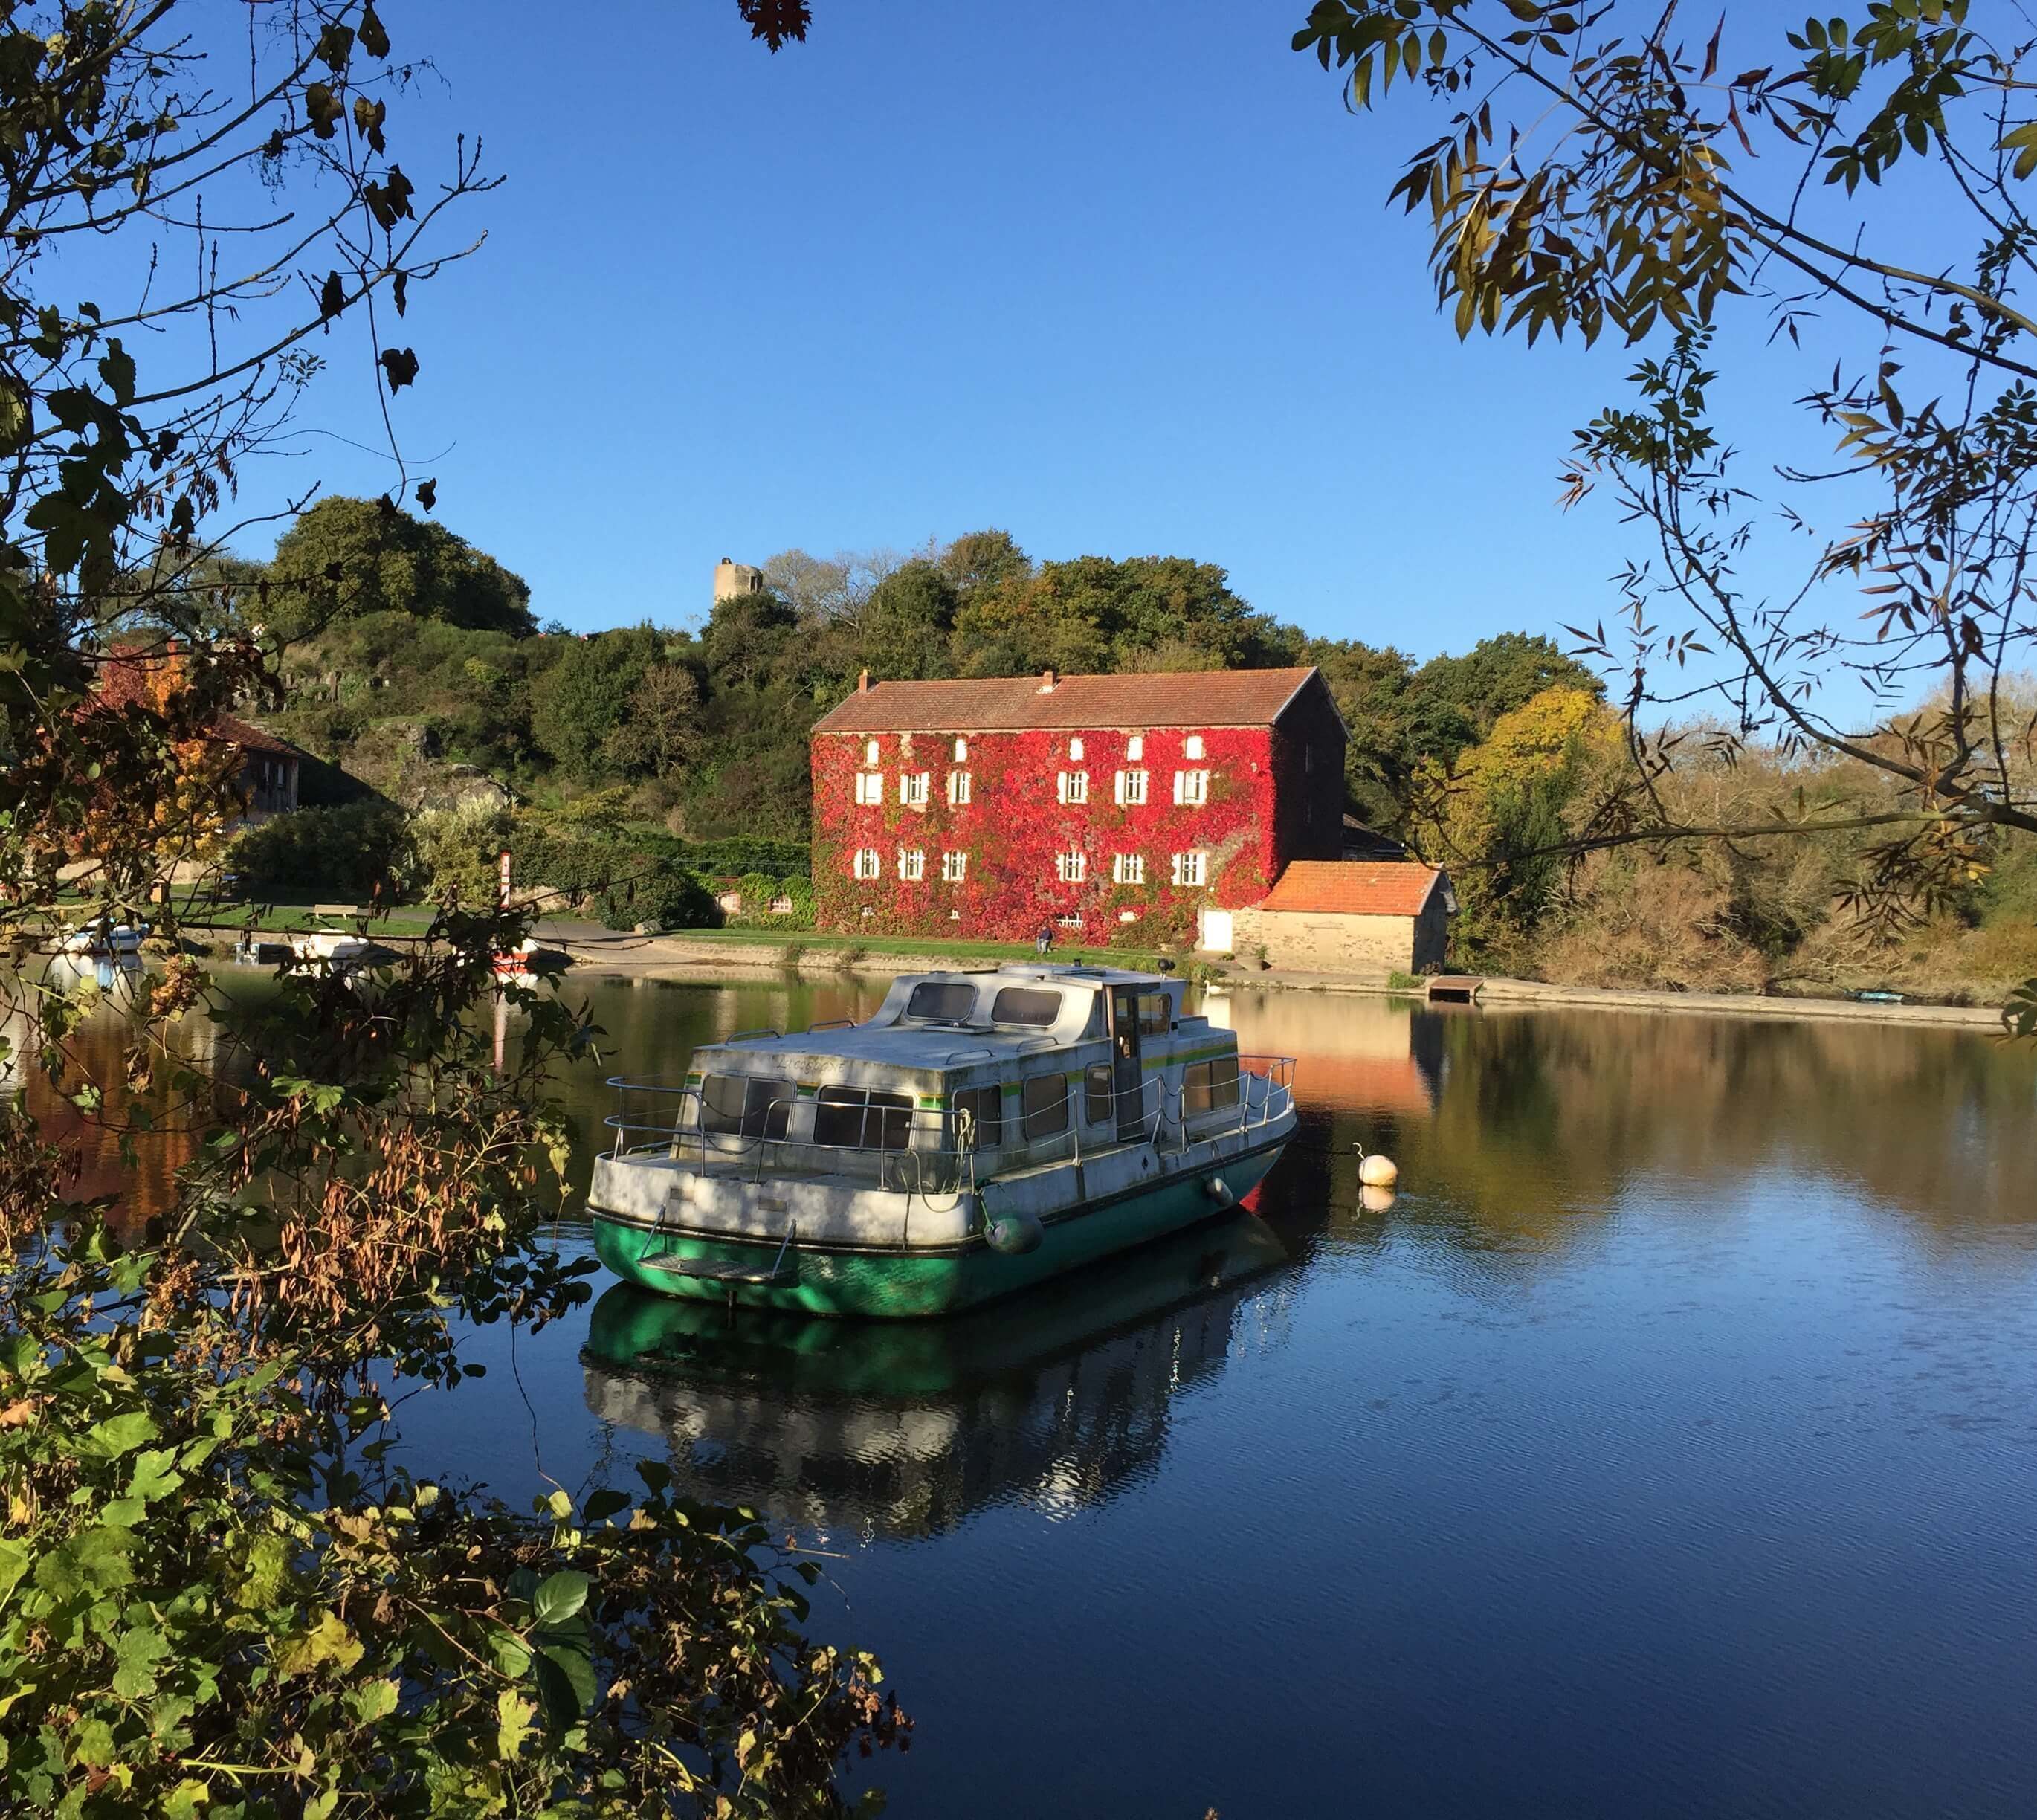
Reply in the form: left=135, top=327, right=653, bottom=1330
left=675, top=964, right=1194, bottom=1095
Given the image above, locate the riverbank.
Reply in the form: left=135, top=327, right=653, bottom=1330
left=526, top=926, right=2007, bottom=1029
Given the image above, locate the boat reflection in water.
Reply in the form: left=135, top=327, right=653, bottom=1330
left=582, top=1210, right=1294, bottom=1540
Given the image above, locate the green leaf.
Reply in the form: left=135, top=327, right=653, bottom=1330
left=534, top=1640, right=595, bottom=1729
left=127, top=1447, right=183, bottom=1504
left=351, top=1677, right=400, bottom=1723
left=233, top=1531, right=290, bottom=1609
left=532, top=1569, right=590, bottom=1628
left=0, top=1539, right=28, bottom=1604
left=581, top=1488, right=630, bottom=1523
left=112, top=1622, right=172, bottom=1697
left=76, top=1410, right=157, bottom=1460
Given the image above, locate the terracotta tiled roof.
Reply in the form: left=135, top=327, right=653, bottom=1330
left=1258, top=861, right=1443, bottom=919
left=810, top=666, right=1323, bottom=734
left=211, top=714, right=298, bottom=757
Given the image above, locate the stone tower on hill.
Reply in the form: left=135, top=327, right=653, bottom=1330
left=714, top=557, right=764, bottom=602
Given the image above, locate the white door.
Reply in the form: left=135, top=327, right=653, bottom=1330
left=1198, top=908, right=1233, bottom=952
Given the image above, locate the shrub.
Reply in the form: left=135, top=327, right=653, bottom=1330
left=230, top=801, right=413, bottom=900
left=597, top=866, right=717, bottom=932
left=413, top=798, right=512, bottom=909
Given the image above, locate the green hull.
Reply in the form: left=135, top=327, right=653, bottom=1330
left=590, top=1143, right=1285, bottom=1319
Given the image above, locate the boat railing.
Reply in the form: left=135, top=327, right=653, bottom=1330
left=603, top=1056, right=1295, bottom=1195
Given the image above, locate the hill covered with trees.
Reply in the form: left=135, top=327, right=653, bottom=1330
left=237, top=498, right=2035, bottom=995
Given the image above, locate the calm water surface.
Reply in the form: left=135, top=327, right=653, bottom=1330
left=22, top=969, right=2037, bottom=1816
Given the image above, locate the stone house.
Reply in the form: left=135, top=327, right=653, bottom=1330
left=1220, top=861, right=1453, bottom=975
left=808, top=666, right=1348, bottom=941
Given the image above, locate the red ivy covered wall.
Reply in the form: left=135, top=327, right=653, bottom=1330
left=812, top=724, right=1302, bottom=943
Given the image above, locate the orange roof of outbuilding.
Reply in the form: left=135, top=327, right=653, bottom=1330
left=1258, top=861, right=1444, bottom=919
left=810, top=666, right=1325, bottom=734
left=212, top=714, right=298, bottom=757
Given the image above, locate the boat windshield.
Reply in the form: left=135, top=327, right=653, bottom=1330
left=990, top=987, right=1061, bottom=1027
left=905, top=981, right=978, bottom=1022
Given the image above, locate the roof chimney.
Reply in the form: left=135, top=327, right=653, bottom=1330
left=1039, top=668, right=1057, bottom=692
left=857, top=668, right=870, bottom=694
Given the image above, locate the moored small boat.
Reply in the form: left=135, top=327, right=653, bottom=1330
left=586, top=962, right=1297, bottom=1319
left=57, top=920, right=149, bottom=956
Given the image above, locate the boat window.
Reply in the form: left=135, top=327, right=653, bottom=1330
left=906, top=981, right=978, bottom=1022
left=1021, top=1073, right=1069, bottom=1140
left=699, top=1074, right=795, bottom=1139
left=813, top=1086, right=914, bottom=1151
left=1137, top=991, right=1172, bottom=1037
left=1084, top=1063, right=1115, bottom=1126
left=990, top=987, right=1062, bottom=1027
left=953, top=1085, right=1004, bottom=1149
left=1182, top=1056, right=1241, bottom=1117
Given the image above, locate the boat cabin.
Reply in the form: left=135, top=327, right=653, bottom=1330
left=613, top=963, right=1249, bottom=1186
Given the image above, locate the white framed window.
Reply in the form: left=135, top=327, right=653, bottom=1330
left=941, top=851, right=967, bottom=882
left=1112, top=853, right=1144, bottom=885
left=900, top=771, right=931, bottom=807
left=865, top=739, right=881, bottom=765
left=1184, top=735, right=1205, bottom=760
left=1171, top=851, right=1207, bottom=887
left=1126, top=735, right=1143, bottom=761
left=948, top=769, right=972, bottom=807
left=1056, top=850, right=1087, bottom=884
left=853, top=848, right=882, bottom=880
left=1173, top=769, right=1209, bottom=806
left=1115, top=768, right=1149, bottom=806
left=1057, top=770, right=1089, bottom=805
left=854, top=772, right=884, bottom=807
left=898, top=848, right=926, bottom=881
left=1068, top=736, right=1085, bottom=761
left=954, top=737, right=969, bottom=762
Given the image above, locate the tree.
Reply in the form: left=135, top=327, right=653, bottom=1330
left=604, top=659, right=707, bottom=777
left=862, top=558, right=958, bottom=680
left=1294, top=0, right=2037, bottom=1030
left=0, top=6, right=899, bottom=1810
left=701, top=584, right=799, bottom=689
left=271, top=494, right=537, bottom=636
left=937, top=526, right=1031, bottom=594
left=1421, top=686, right=1624, bottom=958
left=530, top=625, right=668, bottom=779
left=952, top=552, right=1302, bottom=677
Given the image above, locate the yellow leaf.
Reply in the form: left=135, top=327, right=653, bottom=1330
left=275, top=1609, right=365, bottom=1678
left=496, top=1688, right=538, bottom=1760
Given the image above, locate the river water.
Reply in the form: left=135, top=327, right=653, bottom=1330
left=17, top=968, right=2037, bottom=1817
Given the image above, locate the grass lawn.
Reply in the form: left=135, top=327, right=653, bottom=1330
left=167, top=897, right=442, bottom=936
left=676, top=926, right=1172, bottom=969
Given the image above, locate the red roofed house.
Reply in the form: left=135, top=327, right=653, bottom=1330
left=810, top=666, right=1348, bottom=943
left=215, top=714, right=300, bottom=819
left=1225, top=860, right=1455, bottom=975
left=97, top=644, right=301, bottom=820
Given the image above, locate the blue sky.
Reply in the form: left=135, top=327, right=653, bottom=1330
left=178, top=2, right=1871, bottom=662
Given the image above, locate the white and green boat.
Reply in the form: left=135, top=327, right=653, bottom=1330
left=587, top=963, right=1297, bottom=1318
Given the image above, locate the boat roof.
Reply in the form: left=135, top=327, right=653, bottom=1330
left=691, top=963, right=1195, bottom=1082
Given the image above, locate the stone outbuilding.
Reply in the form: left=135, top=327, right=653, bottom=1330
left=1216, top=860, right=1454, bottom=975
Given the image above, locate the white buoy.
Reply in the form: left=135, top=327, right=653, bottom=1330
left=1360, top=1184, right=1397, bottom=1215
left=1358, top=1151, right=1398, bottom=1189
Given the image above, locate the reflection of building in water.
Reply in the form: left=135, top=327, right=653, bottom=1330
left=13, top=957, right=218, bottom=1232
left=1202, top=990, right=1444, bottom=1116
left=582, top=1214, right=1291, bottom=1539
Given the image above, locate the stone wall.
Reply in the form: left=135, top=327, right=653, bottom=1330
left=1227, top=906, right=1421, bottom=975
